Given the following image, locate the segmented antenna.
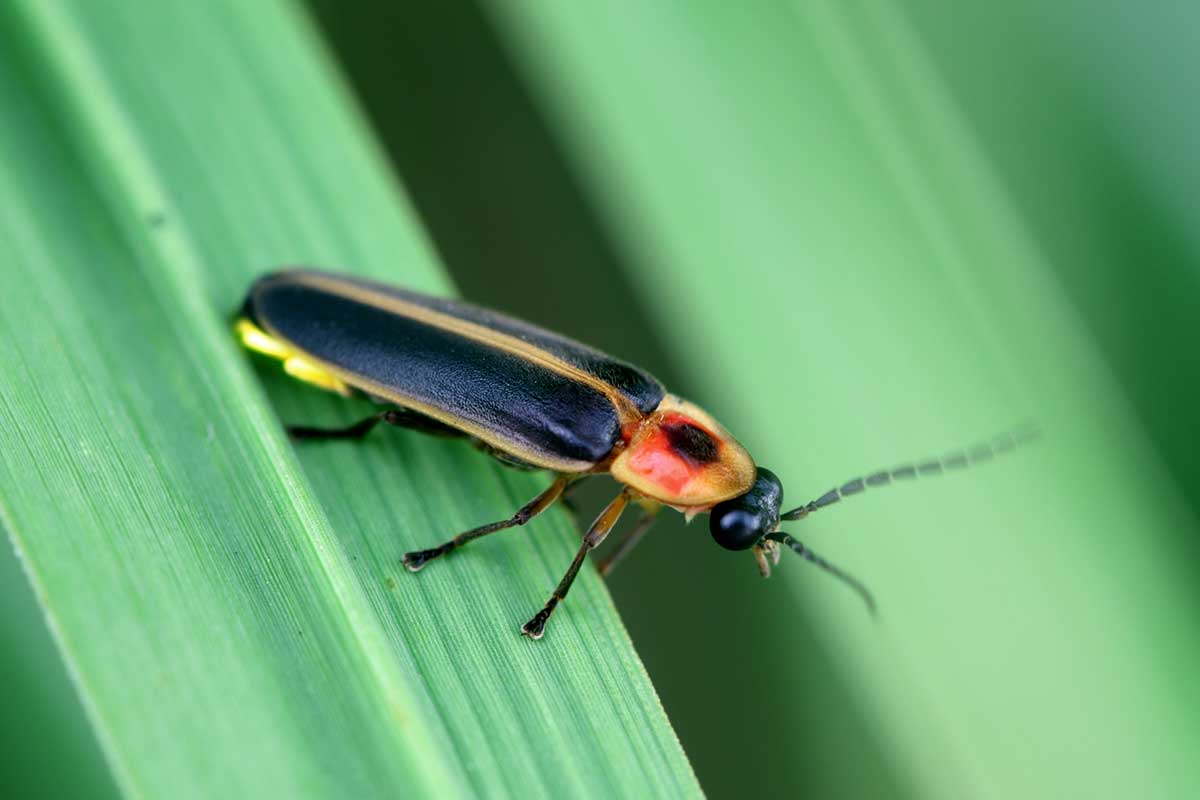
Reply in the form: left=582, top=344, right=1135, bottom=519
left=766, top=532, right=877, bottom=615
left=780, top=423, right=1041, bottom=521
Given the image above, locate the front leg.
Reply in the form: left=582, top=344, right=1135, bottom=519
left=521, top=489, right=631, bottom=639
left=598, top=502, right=661, bottom=578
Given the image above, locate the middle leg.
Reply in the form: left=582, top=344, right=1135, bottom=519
left=402, top=476, right=569, bottom=571
left=288, top=408, right=464, bottom=441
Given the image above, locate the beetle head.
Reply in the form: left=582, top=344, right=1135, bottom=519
left=710, top=466, right=877, bottom=614
left=708, top=467, right=783, bottom=550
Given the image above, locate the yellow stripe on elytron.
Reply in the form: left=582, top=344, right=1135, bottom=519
left=237, top=316, right=594, bottom=473
left=278, top=272, right=644, bottom=425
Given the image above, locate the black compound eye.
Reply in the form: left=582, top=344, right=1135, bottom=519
left=709, top=468, right=784, bottom=551
left=709, top=505, right=764, bottom=551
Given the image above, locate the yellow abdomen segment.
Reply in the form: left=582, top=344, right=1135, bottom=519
left=235, top=318, right=353, bottom=397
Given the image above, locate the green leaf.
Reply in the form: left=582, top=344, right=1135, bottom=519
left=487, top=2, right=1200, bottom=799
left=0, top=1, right=698, bottom=797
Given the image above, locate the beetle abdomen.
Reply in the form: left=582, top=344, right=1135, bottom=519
left=244, top=271, right=647, bottom=472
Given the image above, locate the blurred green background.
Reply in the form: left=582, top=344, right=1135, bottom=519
left=4, top=1, right=1199, bottom=798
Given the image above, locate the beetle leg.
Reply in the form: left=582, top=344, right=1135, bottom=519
left=287, top=408, right=462, bottom=441
left=598, top=502, right=661, bottom=578
left=522, top=489, right=631, bottom=639
left=402, top=476, right=569, bottom=571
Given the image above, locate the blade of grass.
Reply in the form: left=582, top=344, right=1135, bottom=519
left=0, top=521, right=118, bottom=800
left=486, top=1, right=1200, bottom=798
left=0, top=0, right=699, bottom=797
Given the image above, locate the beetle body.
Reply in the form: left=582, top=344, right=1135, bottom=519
left=239, top=269, right=1031, bottom=638
left=240, top=270, right=755, bottom=510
